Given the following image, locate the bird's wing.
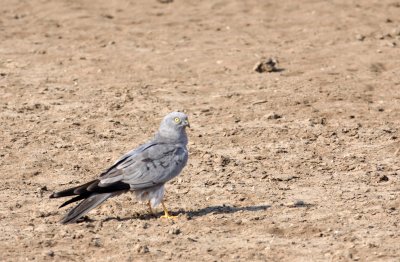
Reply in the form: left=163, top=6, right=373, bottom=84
left=98, top=142, right=188, bottom=189
left=98, top=141, right=157, bottom=178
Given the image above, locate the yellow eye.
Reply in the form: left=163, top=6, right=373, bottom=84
left=174, top=117, right=181, bottom=123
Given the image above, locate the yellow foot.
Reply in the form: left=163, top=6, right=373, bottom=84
left=160, top=201, right=177, bottom=219
left=160, top=214, right=178, bottom=219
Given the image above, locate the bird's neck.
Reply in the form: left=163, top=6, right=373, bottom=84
left=155, top=128, right=188, bottom=145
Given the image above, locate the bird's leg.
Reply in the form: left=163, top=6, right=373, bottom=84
left=147, top=201, right=155, bottom=215
left=160, top=201, right=177, bottom=219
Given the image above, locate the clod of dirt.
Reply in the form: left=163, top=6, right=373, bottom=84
left=378, top=175, right=389, bottom=182
left=265, top=112, right=282, bottom=120
left=293, top=200, right=305, bottom=206
left=217, top=155, right=231, bottom=167
left=36, top=186, right=48, bottom=198
left=285, top=200, right=306, bottom=207
left=90, top=238, right=102, bottom=247
left=135, top=244, right=149, bottom=254
left=101, top=14, right=114, bottom=19
left=309, top=117, right=327, bottom=126
left=44, top=250, right=54, bottom=257
left=355, top=34, right=365, bottom=41
left=253, top=57, right=279, bottom=73
left=139, top=222, right=150, bottom=229
left=168, top=227, right=181, bottom=235
left=386, top=41, right=397, bottom=47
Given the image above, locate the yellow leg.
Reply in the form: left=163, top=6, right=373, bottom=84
left=160, top=201, right=177, bottom=219
left=147, top=201, right=155, bottom=215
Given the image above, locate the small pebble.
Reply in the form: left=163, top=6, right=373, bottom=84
left=285, top=200, right=306, bottom=207
left=253, top=57, right=279, bottom=73
left=265, top=112, right=282, bottom=120
left=378, top=175, right=389, bottom=182
left=168, top=227, right=181, bottom=235
left=90, top=238, right=102, bottom=247
left=355, top=34, right=365, bottom=41
left=135, top=244, right=149, bottom=254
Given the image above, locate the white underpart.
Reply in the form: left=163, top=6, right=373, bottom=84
left=134, top=185, right=165, bottom=208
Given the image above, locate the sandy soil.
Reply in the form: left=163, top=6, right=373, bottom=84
left=1, top=0, right=400, bottom=261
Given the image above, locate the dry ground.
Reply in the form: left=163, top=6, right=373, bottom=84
left=1, top=0, right=400, bottom=261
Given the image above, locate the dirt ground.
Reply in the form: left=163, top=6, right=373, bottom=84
left=1, top=0, right=400, bottom=261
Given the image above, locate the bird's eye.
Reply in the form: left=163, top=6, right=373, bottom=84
left=174, top=117, right=181, bottom=123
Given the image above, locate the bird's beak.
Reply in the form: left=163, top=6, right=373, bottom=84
left=184, top=119, right=190, bottom=128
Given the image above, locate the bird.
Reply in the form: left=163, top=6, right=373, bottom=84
left=50, top=112, right=190, bottom=224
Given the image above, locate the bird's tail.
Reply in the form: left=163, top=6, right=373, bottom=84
left=60, top=193, right=114, bottom=224
left=50, top=179, right=130, bottom=224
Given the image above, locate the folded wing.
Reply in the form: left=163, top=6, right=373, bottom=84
left=99, top=142, right=188, bottom=189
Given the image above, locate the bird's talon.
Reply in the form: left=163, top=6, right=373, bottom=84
left=160, top=201, right=177, bottom=219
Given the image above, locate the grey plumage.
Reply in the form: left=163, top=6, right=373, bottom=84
left=50, top=112, right=190, bottom=224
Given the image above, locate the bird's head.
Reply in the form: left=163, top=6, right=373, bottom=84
left=161, top=111, right=190, bottom=129
left=157, top=112, right=190, bottom=142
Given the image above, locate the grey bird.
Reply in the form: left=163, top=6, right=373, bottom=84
left=50, top=112, right=190, bottom=224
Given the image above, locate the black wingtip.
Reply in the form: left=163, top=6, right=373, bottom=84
left=58, top=195, right=86, bottom=208
left=49, top=192, right=56, bottom=198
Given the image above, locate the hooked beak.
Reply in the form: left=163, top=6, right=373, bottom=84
left=183, top=119, right=190, bottom=128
